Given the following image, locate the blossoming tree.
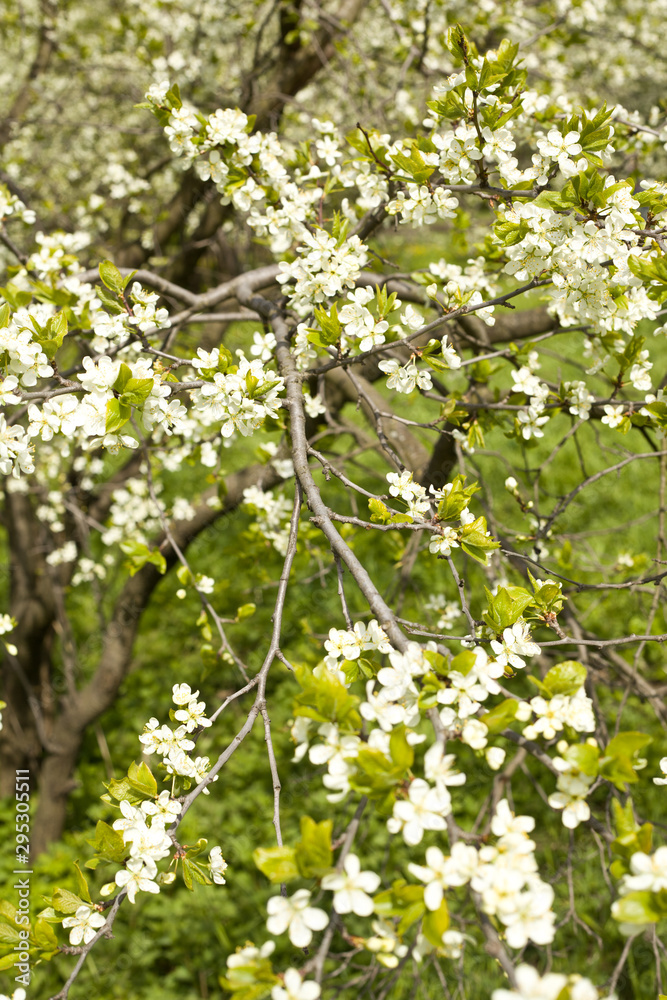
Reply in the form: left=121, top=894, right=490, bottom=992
left=1, top=1, right=667, bottom=998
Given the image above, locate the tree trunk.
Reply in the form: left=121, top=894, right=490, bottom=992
left=0, top=490, right=56, bottom=796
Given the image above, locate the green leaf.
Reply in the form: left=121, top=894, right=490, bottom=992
left=600, top=754, right=640, bottom=790
left=389, top=725, right=414, bottom=772
left=445, top=23, right=471, bottom=63
left=390, top=512, right=413, bottom=524
left=99, top=259, right=125, bottom=294
left=105, top=398, right=131, bottom=434
left=90, top=820, right=127, bottom=864
left=112, top=362, right=132, bottom=393
left=182, top=858, right=194, bottom=891
left=102, top=777, right=138, bottom=807
left=185, top=838, right=209, bottom=860
left=483, top=586, right=533, bottom=632
left=422, top=899, right=449, bottom=947
left=32, top=918, right=59, bottom=951
left=348, top=748, right=404, bottom=803
left=479, top=698, right=518, bottom=734
left=253, top=846, right=300, bottom=884
left=449, top=650, right=477, bottom=676
left=293, top=664, right=361, bottom=728
left=605, top=731, right=652, bottom=759
left=51, top=888, right=87, bottom=915
left=73, top=861, right=92, bottom=904
left=460, top=516, right=500, bottom=565
left=236, top=603, right=256, bottom=621
left=611, top=798, right=637, bottom=839
left=120, top=377, right=154, bottom=407
left=96, top=285, right=125, bottom=314
left=612, top=822, right=653, bottom=862
left=373, top=880, right=425, bottom=933
left=612, top=890, right=665, bottom=925
left=342, top=656, right=378, bottom=683
left=563, top=743, right=599, bottom=777
left=128, top=760, right=158, bottom=798
left=296, top=816, right=333, bottom=879
left=120, top=540, right=167, bottom=576
left=436, top=478, right=480, bottom=522
left=0, top=923, right=20, bottom=944
left=181, top=858, right=212, bottom=890
left=37, top=310, right=68, bottom=358
left=390, top=143, right=435, bottom=185
left=601, top=732, right=652, bottom=790
left=310, top=303, right=341, bottom=346
left=0, top=901, right=17, bottom=924
left=541, top=660, right=587, bottom=697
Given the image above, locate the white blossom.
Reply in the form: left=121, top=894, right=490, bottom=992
left=266, top=889, right=328, bottom=948
left=321, top=853, right=380, bottom=915
left=62, top=905, right=106, bottom=945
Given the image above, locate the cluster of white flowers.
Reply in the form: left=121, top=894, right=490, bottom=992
left=46, top=540, right=78, bottom=567
left=510, top=362, right=551, bottom=441
left=387, top=776, right=451, bottom=846
left=25, top=351, right=174, bottom=453
left=242, top=485, right=294, bottom=555
left=500, top=190, right=659, bottom=345
left=363, top=919, right=409, bottom=968
left=616, top=846, right=667, bottom=897
left=0, top=414, right=34, bottom=478
left=431, top=123, right=482, bottom=184
left=110, top=797, right=175, bottom=903
left=102, top=477, right=163, bottom=547
left=337, top=286, right=390, bottom=352
left=273, top=969, right=321, bottom=1000
left=654, top=757, right=667, bottom=785
left=139, top=683, right=215, bottom=789
left=323, top=618, right=392, bottom=670
left=0, top=249, right=286, bottom=472
left=378, top=357, right=433, bottom=394
left=128, top=282, right=170, bottom=333
left=1, top=308, right=54, bottom=388
left=0, top=614, right=16, bottom=657
left=492, top=963, right=613, bottom=1000
left=147, top=92, right=328, bottom=254
left=628, top=348, right=653, bottom=391
left=548, top=754, right=596, bottom=829
left=423, top=594, right=463, bottom=631
left=361, top=641, right=430, bottom=733
left=490, top=621, right=541, bottom=671
left=600, top=404, right=626, bottom=429
left=277, top=230, right=368, bottom=313
left=290, top=715, right=361, bottom=801
left=564, top=380, right=596, bottom=420
left=437, top=646, right=508, bottom=723
left=26, top=231, right=90, bottom=276
left=523, top=688, right=596, bottom=742
left=386, top=469, right=432, bottom=519
left=387, top=183, right=458, bottom=226
left=0, top=183, right=36, bottom=225
left=418, top=799, right=555, bottom=949
left=428, top=256, right=499, bottom=318
left=192, top=356, right=284, bottom=439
